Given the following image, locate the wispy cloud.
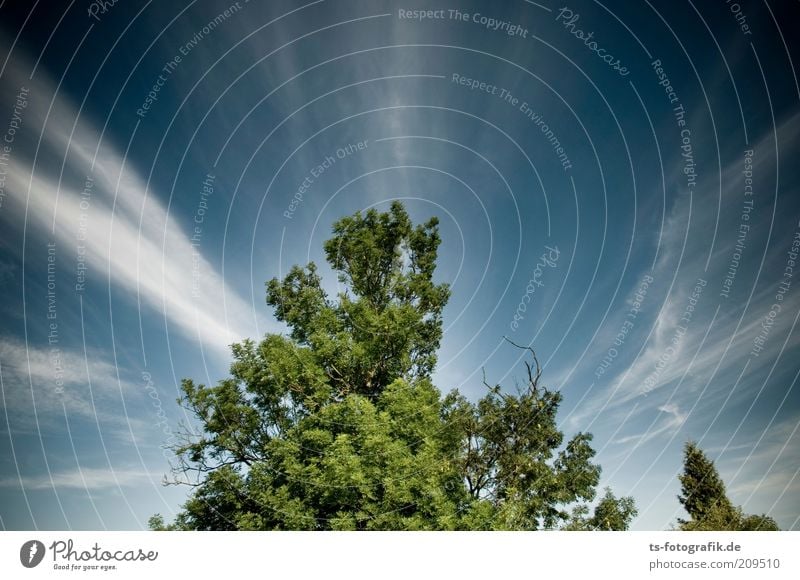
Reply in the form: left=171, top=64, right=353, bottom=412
left=570, top=112, right=800, bottom=433
left=0, top=337, right=151, bottom=440
left=613, top=403, right=687, bottom=446
left=0, top=55, right=275, bottom=362
left=725, top=413, right=800, bottom=494
left=0, top=467, right=158, bottom=490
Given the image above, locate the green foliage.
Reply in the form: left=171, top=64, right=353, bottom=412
left=147, top=514, right=174, bottom=531
left=440, top=358, right=614, bottom=530
left=677, top=441, right=733, bottom=524
left=155, top=202, right=636, bottom=530
left=265, top=201, right=449, bottom=397
left=563, top=488, right=638, bottom=531
left=676, top=442, right=779, bottom=531
left=739, top=512, right=780, bottom=531
left=679, top=503, right=779, bottom=531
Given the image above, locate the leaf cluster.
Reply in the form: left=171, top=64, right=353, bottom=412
left=153, top=203, right=635, bottom=531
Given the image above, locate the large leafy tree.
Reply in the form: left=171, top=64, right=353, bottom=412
left=677, top=441, right=779, bottom=531
left=153, top=202, right=635, bottom=530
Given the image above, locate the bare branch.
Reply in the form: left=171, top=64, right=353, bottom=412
left=503, top=336, right=542, bottom=392
left=481, top=367, right=492, bottom=391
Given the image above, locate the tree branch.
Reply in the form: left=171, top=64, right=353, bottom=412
left=503, top=336, right=542, bottom=393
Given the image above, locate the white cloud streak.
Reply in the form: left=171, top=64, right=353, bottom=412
left=0, top=467, right=157, bottom=490
left=1, top=55, right=273, bottom=363
left=571, top=112, right=800, bottom=432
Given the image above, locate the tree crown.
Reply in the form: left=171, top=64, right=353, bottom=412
left=677, top=441, right=779, bottom=531
left=156, top=202, right=636, bottom=531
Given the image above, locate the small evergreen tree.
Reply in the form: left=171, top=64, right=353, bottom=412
left=677, top=441, right=779, bottom=531
left=678, top=441, right=733, bottom=525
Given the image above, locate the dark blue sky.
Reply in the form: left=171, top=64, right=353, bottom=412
left=0, top=0, right=798, bottom=530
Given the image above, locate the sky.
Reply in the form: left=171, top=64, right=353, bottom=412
left=0, top=0, right=798, bottom=531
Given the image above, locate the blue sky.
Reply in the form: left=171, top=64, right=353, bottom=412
left=0, top=0, right=798, bottom=530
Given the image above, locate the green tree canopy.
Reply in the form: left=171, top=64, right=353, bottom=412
left=265, top=201, right=449, bottom=397
left=563, top=488, right=638, bottom=531
left=677, top=441, right=779, bottom=531
left=153, top=202, right=636, bottom=530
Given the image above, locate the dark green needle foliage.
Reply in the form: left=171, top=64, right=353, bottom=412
left=151, top=202, right=635, bottom=530
left=676, top=441, right=779, bottom=531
